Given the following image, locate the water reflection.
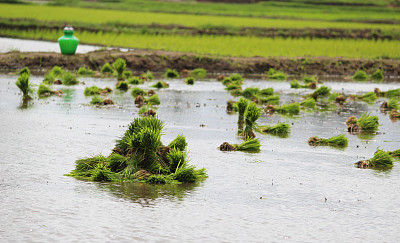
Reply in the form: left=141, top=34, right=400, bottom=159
left=61, top=89, right=76, bottom=103
left=97, top=181, right=201, bottom=206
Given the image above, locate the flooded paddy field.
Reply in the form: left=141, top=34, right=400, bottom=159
left=1, top=75, right=400, bottom=242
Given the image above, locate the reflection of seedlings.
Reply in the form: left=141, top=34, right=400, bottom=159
left=101, top=62, right=114, bottom=76
left=116, top=81, right=128, bottom=91
left=216, top=75, right=226, bottom=81
left=300, top=97, right=316, bottom=109
left=311, top=86, right=331, bottom=100
left=266, top=68, right=286, bottom=80
left=68, top=117, right=206, bottom=183
left=62, top=72, right=79, bottom=85
left=354, top=150, right=393, bottom=169
left=243, top=103, right=262, bottom=138
left=347, top=113, right=379, bottom=132
left=152, top=81, right=169, bottom=89
left=237, top=98, right=248, bottom=131
left=390, top=110, right=400, bottom=119
left=113, top=58, right=127, bottom=81
left=16, top=72, right=34, bottom=101
left=140, top=71, right=154, bottom=81
left=128, top=76, right=143, bottom=85
left=185, top=77, right=195, bottom=85
left=131, top=87, right=146, bottom=97
left=190, top=68, right=207, bottom=79
left=352, top=70, right=368, bottom=81
left=371, top=69, right=384, bottom=82
left=164, top=69, right=179, bottom=79
left=259, top=123, right=290, bottom=135
left=77, top=65, right=95, bottom=76
left=388, top=98, right=399, bottom=110
left=145, top=94, right=161, bottom=105
left=308, top=134, right=348, bottom=147
left=219, top=138, right=260, bottom=152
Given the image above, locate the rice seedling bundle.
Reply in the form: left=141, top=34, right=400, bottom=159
left=352, top=70, right=368, bottom=81
left=388, top=98, right=399, bottom=110
left=300, top=97, right=316, bottom=109
left=356, top=112, right=379, bottom=131
left=113, top=58, right=127, bottom=81
left=164, top=69, right=179, bottom=79
left=190, top=68, right=207, bottom=79
left=260, top=123, right=290, bottom=135
left=308, top=134, right=348, bottom=147
left=371, top=69, right=384, bottom=81
left=276, top=103, right=300, bottom=114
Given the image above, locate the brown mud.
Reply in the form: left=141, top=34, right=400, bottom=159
left=0, top=49, right=399, bottom=78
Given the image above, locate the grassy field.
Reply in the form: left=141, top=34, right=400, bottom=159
left=49, top=0, right=400, bottom=23
left=0, top=3, right=399, bottom=31
left=2, top=28, right=399, bottom=58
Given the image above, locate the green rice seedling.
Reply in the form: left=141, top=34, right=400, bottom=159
left=242, top=87, right=260, bottom=99
left=359, top=92, right=377, bottom=103
left=146, top=94, right=161, bottom=105
left=16, top=72, right=33, bottom=100
left=311, top=85, right=331, bottom=99
left=62, top=72, right=79, bottom=85
left=229, top=73, right=243, bottom=83
left=225, top=83, right=241, bottom=91
left=303, top=76, right=318, bottom=83
left=51, top=66, right=64, bottom=78
left=260, top=95, right=280, bottom=105
left=74, top=155, right=106, bottom=174
left=84, top=86, right=102, bottom=96
left=138, top=105, right=156, bottom=117
left=37, top=84, right=54, bottom=97
left=18, top=67, right=30, bottom=76
left=185, top=77, right=195, bottom=85
left=357, top=112, right=379, bottom=131
left=90, top=95, right=104, bottom=105
left=146, top=174, right=170, bottom=184
left=388, top=98, right=399, bottom=110
left=355, top=150, right=393, bottom=169
left=123, top=70, right=132, bottom=79
left=230, top=89, right=242, bottom=97
left=385, top=89, right=400, bottom=98
left=276, top=103, right=300, bottom=114
left=371, top=69, right=384, bottom=82
left=219, top=138, right=260, bottom=152
left=107, top=153, right=128, bottom=173
left=243, top=103, right=262, bottom=138
left=222, top=77, right=233, bottom=86
left=100, top=62, right=114, bottom=75
left=141, top=71, right=154, bottom=81
left=77, top=65, right=95, bottom=76
left=167, top=148, right=187, bottom=172
left=352, top=70, right=368, bottom=81
left=91, top=163, right=112, bottom=182
left=164, top=69, right=179, bottom=79
left=237, top=98, right=248, bottom=130
left=168, top=134, right=187, bottom=151
left=300, top=97, right=316, bottom=109
left=128, top=76, right=143, bottom=85
left=190, top=68, right=207, bottom=79
left=152, top=81, right=169, bottom=89
left=327, top=92, right=340, bottom=102
left=42, top=72, right=55, bottom=85
left=260, top=88, right=273, bottom=96
left=390, top=149, right=400, bottom=159
left=259, top=123, right=290, bottom=135
left=173, top=166, right=205, bottom=183
left=308, top=134, right=348, bottom=147
left=116, top=81, right=128, bottom=91
left=266, top=68, right=286, bottom=80
left=131, top=87, right=146, bottom=97
left=113, top=58, right=127, bottom=81
left=390, top=110, right=400, bottom=119
left=290, top=79, right=301, bottom=89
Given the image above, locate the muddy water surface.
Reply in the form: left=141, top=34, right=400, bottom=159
left=1, top=75, right=400, bottom=242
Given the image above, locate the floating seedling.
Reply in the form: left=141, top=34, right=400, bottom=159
left=358, top=92, right=378, bottom=104
left=164, top=69, right=179, bottom=79
left=123, top=70, right=132, bottom=79
left=347, top=112, right=379, bottom=132
left=152, top=81, right=169, bottom=89
left=328, top=92, right=346, bottom=104
left=311, top=86, right=331, bottom=100
left=128, top=76, right=144, bottom=85
left=259, top=95, right=280, bottom=105
left=385, top=89, right=400, bottom=98
left=37, top=84, right=55, bottom=97
left=138, top=105, right=157, bottom=117
left=77, top=65, right=95, bottom=77
left=290, top=79, right=301, bottom=89
left=190, top=68, right=207, bottom=79
left=219, top=138, right=260, bottom=152
left=68, top=117, right=207, bottom=184
left=291, top=79, right=316, bottom=89
left=145, top=94, right=161, bottom=105
left=258, top=123, right=291, bottom=136
left=388, top=98, right=399, bottom=110
left=226, top=100, right=237, bottom=113
left=51, top=65, right=64, bottom=78
left=101, top=62, right=114, bottom=76
left=141, top=71, right=154, bottom=81
left=308, top=134, right=348, bottom=148
left=225, top=83, right=241, bottom=91
left=185, top=77, right=195, bottom=85
left=62, top=72, right=79, bottom=85
left=275, top=103, right=300, bottom=115
left=222, top=77, right=233, bottom=86
left=116, top=81, right=129, bottom=91
left=84, top=86, right=112, bottom=96
left=352, top=70, right=368, bottom=81
left=300, top=97, right=316, bottom=109
left=371, top=69, right=384, bottom=82
left=113, top=58, right=127, bottom=81
left=16, top=71, right=33, bottom=102
left=135, top=95, right=145, bottom=106
left=260, top=88, right=274, bottom=96
left=242, top=103, right=262, bottom=138
left=42, top=72, right=55, bottom=85
left=18, top=67, right=30, bottom=76
left=303, top=76, right=319, bottom=84
left=90, top=96, right=114, bottom=106
left=230, top=73, right=244, bottom=83
left=131, top=87, right=146, bottom=97
left=390, top=149, right=400, bottom=159
left=242, top=87, right=260, bottom=99
left=237, top=98, right=248, bottom=131
left=354, top=150, right=393, bottom=169
left=266, top=68, right=286, bottom=80
left=390, top=110, right=400, bottom=119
